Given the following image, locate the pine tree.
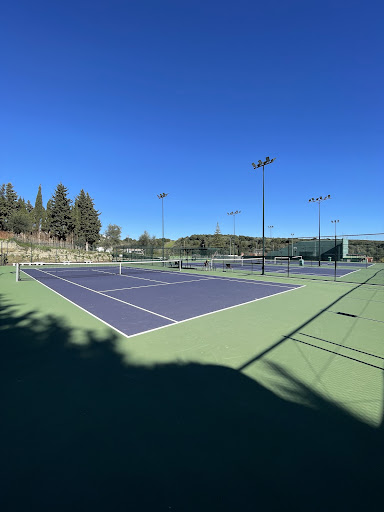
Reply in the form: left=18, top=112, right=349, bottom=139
left=85, top=192, right=101, bottom=249
left=213, top=222, right=223, bottom=247
left=0, top=184, right=6, bottom=230
left=16, top=197, right=26, bottom=210
left=50, top=183, right=73, bottom=241
left=72, top=199, right=81, bottom=242
left=42, top=199, right=53, bottom=235
left=73, top=190, right=101, bottom=250
left=2, top=183, right=18, bottom=230
left=34, top=185, right=45, bottom=237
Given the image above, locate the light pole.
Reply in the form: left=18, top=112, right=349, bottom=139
left=227, top=210, right=241, bottom=256
left=291, top=233, right=294, bottom=258
left=251, top=156, right=276, bottom=275
left=309, top=195, right=331, bottom=266
left=157, top=192, right=168, bottom=261
left=331, top=219, right=339, bottom=264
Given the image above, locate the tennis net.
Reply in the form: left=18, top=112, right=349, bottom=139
left=274, top=256, right=303, bottom=265
left=210, top=257, right=263, bottom=273
left=16, top=259, right=182, bottom=282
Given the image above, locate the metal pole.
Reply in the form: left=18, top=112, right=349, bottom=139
left=331, top=220, right=339, bottom=281
left=334, top=221, right=337, bottom=281
left=287, top=250, right=290, bottom=278
left=157, top=193, right=168, bottom=262
left=233, top=215, right=236, bottom=256
left=234, top=214, right=235, bottom=238
left=162, top=197, right=164, bottom=261
left=262, top=164, right=265, bottom=275
left=227, top=211, right=241, bottom=256
left=318, top=200, right=321, bottom=266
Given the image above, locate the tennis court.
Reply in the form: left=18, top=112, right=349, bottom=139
left=17, top=261, right=303, bottom=337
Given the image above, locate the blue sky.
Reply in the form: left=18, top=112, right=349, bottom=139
left=1, top=0, right=383, bottom=241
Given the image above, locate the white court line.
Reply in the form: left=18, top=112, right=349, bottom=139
left=28, top=268, right=177, bottom=323
left=53, top=267, right=168, bottom=285
left=337, top=268, right=363, bottom=278
left=177, top=270, right=299, bottom=289
left=100, top=278, right=212, bottom=293
left=288, top=268, right=362, bottom=278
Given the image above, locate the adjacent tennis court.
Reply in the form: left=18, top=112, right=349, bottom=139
left=185, top=257, right=372, bottom=279
left=18, top=261, right=303, bottom=337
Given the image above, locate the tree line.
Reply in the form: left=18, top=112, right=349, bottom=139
left=101, top=226, right=169, bottom=250
left=0, top=182, right=101, bottom=250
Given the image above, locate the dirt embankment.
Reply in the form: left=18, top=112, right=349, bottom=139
left=0, top=237, right=111, bottom=265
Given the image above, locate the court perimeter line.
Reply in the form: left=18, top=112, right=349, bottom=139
left=30, top=268, right=178, bottom=323
left=337, top=268, right=363, bottom=278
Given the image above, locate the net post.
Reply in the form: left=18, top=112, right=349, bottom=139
left=119, top=262, right=122, bottom=275
left=287, top=255, right=290, bottom=278
left=16, top=263, right=20, bottom=282
left=178, top=259, right=182, bottom=271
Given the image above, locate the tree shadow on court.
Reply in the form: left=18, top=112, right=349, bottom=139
left=0, top=294, right=382, bottom=512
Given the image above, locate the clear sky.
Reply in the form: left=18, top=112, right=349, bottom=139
left=1, top=0, right=383, bottom=241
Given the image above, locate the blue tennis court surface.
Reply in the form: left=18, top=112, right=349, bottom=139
left=22, top=266, right=303, bottom=337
